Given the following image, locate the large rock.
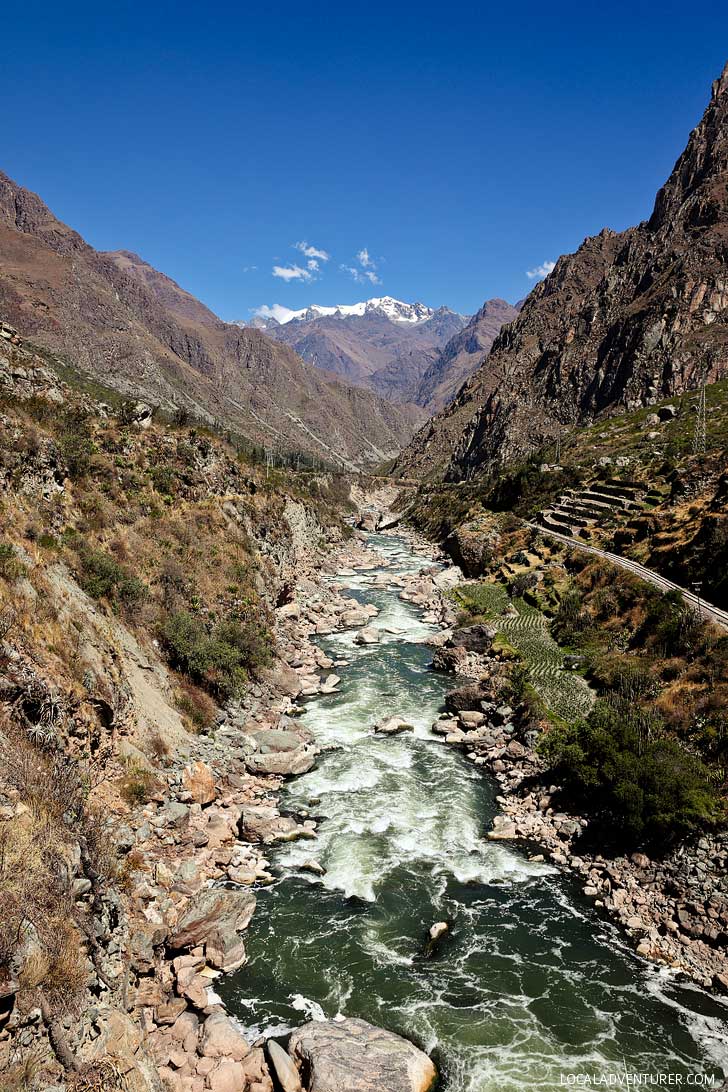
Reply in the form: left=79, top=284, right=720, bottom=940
left=250, top=728, right=307, bottom=754
left=181, top=760, right=216, bottom=805
left=246, top=747, right=316, bottom=777
left=241, top=805, right=300, bottom=843
left=267, top=1039, right=303, bottom=1092
left=265, top=661, right=303, bottom=698
left=444, top=680, right=492, bottom=713
left=287, top=1018, right=437, bottom=1092
left=375, top=717, right=413, bottom=735
left=199, top=1012, right=249, bottom=1060
left=340, top=609, right=370, bottom=627
left=432, top=567, right=463, bottom=591
left=168, top=888, right=255, bottom=972
left=449, top=624, right=496, bottom=653
left=357, top=511, right=380, bottom=532
left=81, top=1007, right=163, bottom=1092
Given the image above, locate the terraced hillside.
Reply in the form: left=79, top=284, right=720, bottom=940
left=450, top=579, right=594, bottom=724
left=410, top=378, right=728, bottom=607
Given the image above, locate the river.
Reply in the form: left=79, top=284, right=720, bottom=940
left=220, top=533, right=728, bottom=1090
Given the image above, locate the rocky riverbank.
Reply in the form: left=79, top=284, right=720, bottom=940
left=419, top=588, right=728, bottom=996
left=2, top=527, right=444, bottom=1092
left=6, top=499, right=725, bottom=1090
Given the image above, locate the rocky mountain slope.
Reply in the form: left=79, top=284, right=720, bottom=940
left=414, top=297, right=521, bottom=412
left=0, top=175, right=421, bottom=469
left=250, top=297, right=468, bottom=404
left=396, top=61, right=728, bottom=480
left=0, top=332, right=442, bottom=1091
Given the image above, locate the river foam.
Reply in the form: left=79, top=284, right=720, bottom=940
left=221, top=532, right=728, bottom=1091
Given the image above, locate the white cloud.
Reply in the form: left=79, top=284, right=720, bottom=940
left=307, top=259, right=319, bottom=272
left=341, top=247, right=382, bottom=285
left=272, top=264, right=312, bottom=282
left=341, top=264, right=381, bottom=286
left=526, top=259, right=556, bottom=280
left=294, top=241, right=330, bottom=262
left=253, top=304, right=297, bottom=323
left=242, top=264, right=258, bottom=273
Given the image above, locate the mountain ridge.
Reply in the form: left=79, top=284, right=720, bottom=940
left=0, top=172, right=422, bottom=468
left=414, top=297, right=521, bottom=412
left=253, top=297, right=469, bottom=404
left=395, top=60, right=728, bottom=480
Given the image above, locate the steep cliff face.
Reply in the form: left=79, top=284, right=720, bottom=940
left=414, top=298, right=520, bottom=412
left=0, top=174, right=420, bottom=468
left=397, top=62, right=728, bottom=480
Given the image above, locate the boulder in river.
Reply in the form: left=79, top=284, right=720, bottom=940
left=375, top=716, right=414, bottom=735
left=287, top=1017, right=437, bottom=1092
left=423, top=920, right=449, bottom=958
left=354, top=626, right=380, bottom=645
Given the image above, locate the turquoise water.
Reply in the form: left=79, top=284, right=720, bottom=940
left=220, top=534, right=728, bottom=1090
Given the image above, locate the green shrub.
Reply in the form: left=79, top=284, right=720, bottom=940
left=150, top=464, right=177, bottom=495
left=77, top=547, right=146, bottom=609
left=57, top=408, right=94, bottom=478
left=160, top=609, right=272, bottom=700
left=541, top=696, right=720, bottom=849
left=119, top=764, right=159, bottom=805
left=637, top=589, right=705, bottom=658
left=552, top=584, right=591, bottom=645
left=176, top=680, right=217, bottom=732
left=0, top=543, right=25, bottom=581
left=587, top=651, right=658, bottom=702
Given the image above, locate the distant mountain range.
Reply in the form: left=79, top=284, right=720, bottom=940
left=238, top=295, right=520, bottom=408
left=414, top=298, right=521, bottom=412
left=247, top=296, right=439, bottom=328
left=396, top=61, right=728, bottom=480
left=0, top=175, right=423, bottom=469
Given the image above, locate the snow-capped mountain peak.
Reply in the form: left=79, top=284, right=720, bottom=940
left=241, top=296, right=438, bottom=328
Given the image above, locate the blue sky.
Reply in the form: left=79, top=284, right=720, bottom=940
left=1, top=2, right=726, bottom=320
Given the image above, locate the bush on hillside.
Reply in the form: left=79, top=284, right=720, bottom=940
left=77, top=547, right=147, bottom=610
left=636, top=589, right=705, bottom=659
left=175, top=679, right=217, bottom=732
left=57, top=408, right=94, bottom=478
left=541, top=696, right=719, bottom=849
left=552, top=584, right=592, bottom=645
left=0, top=543, right=26, bottom=581
left=160, top=609, right=272, bottom=700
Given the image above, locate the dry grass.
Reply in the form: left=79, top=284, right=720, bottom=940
left=175, top=678, right=216, bottom=733
left=0, top=720, right=93, bottom=1012
left=0, top=1044, right=47, bottom=1092
left=118, top=763, right=161, bottom=806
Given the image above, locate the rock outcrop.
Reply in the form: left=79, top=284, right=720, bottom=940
left=396, top=61, right=728, bottom=480
left=287, top=1018, right=437, bottom=1092
left=169, top=888, right=256, bottom=972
